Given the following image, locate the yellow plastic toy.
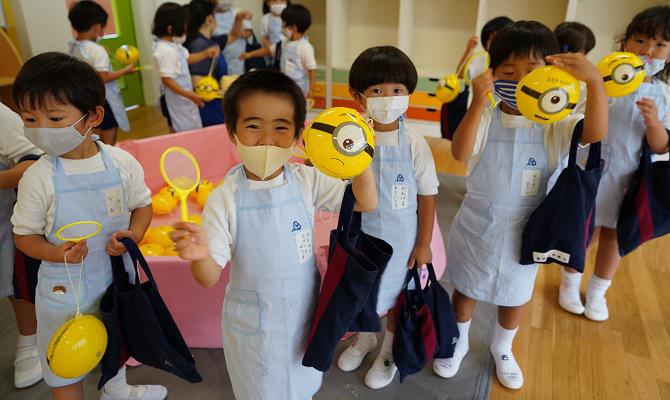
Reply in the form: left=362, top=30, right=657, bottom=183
left=216, top=179, right=225, bottom=187
left=516, top=66, right=580, bottom=124
left=160, top=146, right=201, bottom=221
left=303, top=107, right=375, bottom=179
left=139, top=243, right=165, bottom=256
left=190, top=180, right=214, bottom=200
left=162, top=246, right=179, bottom=256
left=598, top=52, right=645, bottom=97
left=152, top=193, right=177, bottom=215
left=47, top=314, right=107, bottom=379
left=463, top=51, right=497, bottom=107
left=188, top=215, right=202, bottom=225
left=140, top=227, right=152, bottom=245
left=114, top=45, right=139, bottom=65
left=195, top=75, right=222, bottom=101
left=196, top=189, right=210, bottom=209
left=146, top=226, right=175, bottom=248
left=159, top=186, right=180, bottom=204
left=435, top=74, right=462, bottom=103
left=220, top=75, right=239, bottom=95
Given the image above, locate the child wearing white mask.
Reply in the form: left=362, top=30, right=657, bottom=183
left=336, top=46, right=440, bottom=390
left=223, top=18, right=257, bottom=75
left=212, top=0, right=239, bottom=36
left=171, top=69, right=377, bottom=400
left=260, top=0, right=289, bottom=54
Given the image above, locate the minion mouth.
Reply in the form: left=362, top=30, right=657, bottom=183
left=329, top=158, right=345, bottom=166
left=534, top=114, right=549, bottom=121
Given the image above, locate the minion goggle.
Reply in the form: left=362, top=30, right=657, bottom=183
left=310, top=121, right=374, bottom=158
left=603, top=62, right=644, bottom=85
left=520, top=85, right=577, bottom=115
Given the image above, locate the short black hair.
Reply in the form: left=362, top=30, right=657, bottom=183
left=281, top=4, right=311, bottom=33
left=624, top=5, right=670, bottom=82
left=481, top=16, right=513, bottom=50
left=262, top=1, right=291, bottom=14
left=152, top=2, right=188, bottom=37
left=489, top=21, right=559, bottom=71
left=187, top=0, right=215, bottom=44
left=68, top=0, right=108, bottom=32
left=554, top=21, right=596, bottom=54
left=349, top=46, right=418, bottom=94
left=223, top=70, right=306, bottom=139
left=13, top=52, right=105, bottom=116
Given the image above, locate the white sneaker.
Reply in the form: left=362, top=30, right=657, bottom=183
left=364, top=354, right=397, bottom=389
left=100, top=384, right=168, bottom=400
left=558, top=283, right=585, bottom=315
left=491, top=351, right=524, bottom=390
left=14, top=345, right=43, bottom=389
left=433, top=348, right=468, bottom=379
left=337, top=333, right=378, bottom=372
left=585, top=294, right=609, bottom=321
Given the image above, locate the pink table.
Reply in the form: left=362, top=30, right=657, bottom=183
left=118, top=126, right=446, bottom=348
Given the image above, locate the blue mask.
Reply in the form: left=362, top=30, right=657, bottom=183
left=642, top=56, right=667, bottom=77
left=494, top=80, right=519, bottom=110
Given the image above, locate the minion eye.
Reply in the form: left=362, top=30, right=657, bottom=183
left=539, top=88, right=569, bottom=114
left=612, top=63, right=637, bottom=84
left=333, top=122, right=366, bottom=155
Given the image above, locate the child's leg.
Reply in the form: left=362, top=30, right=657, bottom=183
left=491, top=305, right=525, bottom=390
left=364, top=309, right=398, bottom=389
left=434, top=290, right=476, bottom=378
left=101, top=366, right=168, bottom=400
left=585, top=227, right=618, bottom=321
left=101, top=128, right=118, bottom=145
left=53, top=382, right=84, bottom=400
left=558, top=227, right=599, bottom=314
left=9, top=296, right=42, bottom=388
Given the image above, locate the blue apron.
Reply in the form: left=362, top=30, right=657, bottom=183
left=362, top=120, right=418, bottom=314
left=265, top=13, right=283, bottom=66
left=447, top=107, right=550, bottom=306
left=214, top=9, right=235, bottom=36
left=35, top=144, right=134, bottom=387
left=223, top=37, right=247, bottom=76
left=222, top=165, right=322, bottom=400
left=0, top=161, right=16, bottom=297
left=595, top=81, right=667, bottom=228
left=281, top=38, right=311, bottom=95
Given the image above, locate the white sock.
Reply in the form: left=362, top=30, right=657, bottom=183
left=104, top=367, right=131, bottom=398
left=559, top=270, right=585, bottom=313
left=561, top=270, right=583, bottom=290
left=490, top=321, right=516, bottom=356
left=17, top=334, right=36, bottom=349
left=379, top=330, right=394, bottom=360
left=490, top=321, right=523, bottom=387
left=586, top=275, right=611, bottom=300
left=454, top=320, right=471, bottom=357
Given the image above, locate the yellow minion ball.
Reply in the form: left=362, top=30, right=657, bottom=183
left=597, top=52, right=645, bottom=98
left=195, top=76, right=221, bottom=101
left=152, top=193, right=176, bottom=215
left=146, top=226, right=174, bottom=248
left=47, top=315, right=107, bottom=379
left=516, top=66, right=580, bottom=124
left=303, top=107, right=375, bottom=179
left=196, top=189, right=211, bottom=209
left=139, top=243, right=165, bottom=256
left=159, top=186, right=180, bottom=204
left=190, top=180, right=214, bottom=200
left=114, top=45, right=139, bottom=65
left=435, top=74, right=462, bottom=103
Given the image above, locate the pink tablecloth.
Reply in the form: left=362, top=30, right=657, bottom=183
left=118, top=126, right=446, bottom=348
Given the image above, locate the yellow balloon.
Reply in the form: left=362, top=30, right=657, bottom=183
left=435, top=74, right=462, bottom=103
left=114, top=45, right=139, bottom=65
left=195, top=76, right=221, bottom=101
left=47, top=315, right=107, bottom=379
left=146, top=226, right=174, bottom=248
left=303, top=107, right=375, bottom=179
left=152, top=193, right=176, bottom=215
left=516, top=66, right=581, bottom=124
left=139, top=243, right=165, bottom=256
left=597, top=52, right=645, bottom=98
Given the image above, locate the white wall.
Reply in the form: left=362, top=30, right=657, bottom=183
left=9, top=0, right=71, bottom=57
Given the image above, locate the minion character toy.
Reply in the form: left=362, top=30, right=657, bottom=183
left=303, top=107, right=375, bottom=179
left=195, top=76, right=222, bottom=101
left=516, top=66, right=580, bottom=124
left=114, top=45, right=140, bottom=65
left=597, top=52, right=645, bottom=97
left=435, top=73, right=462, bottom=103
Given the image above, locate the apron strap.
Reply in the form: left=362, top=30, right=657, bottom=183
left=567, top=120, right=602, bottom=170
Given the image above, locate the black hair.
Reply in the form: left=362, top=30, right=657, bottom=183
left=262, top=0, right=291, bottom=15
left=152, top=2, right=188, bottom=38
left=223, top=70, right=306, bottom=138
left=348, top=46, right=418, bottom=94
left=281, top=4, right=311, bottom=33
left=68, top=0, right=108, bottom=32
left=13, top=52, right=105, bottom=116
left=554, top=21, right=596, bottom=54
left=624, top=5, right=670, bottom=82
left=481, top=16, right=513, bottom=50
left=186, top=0, right=215, bottom=44
left=489, top=21, right=559, bottom=71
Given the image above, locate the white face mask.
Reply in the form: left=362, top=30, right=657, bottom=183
left=172, top=34, right=187, bottom=45
left=24, top=114, right=91, bottom=157
left=270, top=3, right=287, bottom=15
left=364, top=95, right=410, bottom=124
left=642, top=56, right=667, bottom=76
left=282, top=27, right=293, bottom=40
left=235, top=141, right=294, bottom=180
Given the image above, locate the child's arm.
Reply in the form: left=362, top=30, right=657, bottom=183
left=455, top=36, right=479, bottom=79
left=162, top=76, right=205, bottom=107
left=546, top=53, right=608, bottom=144
left=187, top=46, right=220, bottom=65
left=451, top=69, right=494, bottom=161
left=240, top=46, right=272, bottom=60
left=171, top=222, right=222, bottom=288
left=637, top=98, right=670, bottom=153
left=14, top=234, right=88, bottom=263
left=307, top=69, right=317, bottom=99
left=226, top=10, right=252, bottom=43
left=0, top=160, right=35, bottom=190
left=106, top=205, right=153, bottom=256
left=407, top=194, right=436, bottom=267
left=98, top=64, right=136, bottom=83
left=351, top=167, right=377, bottom=212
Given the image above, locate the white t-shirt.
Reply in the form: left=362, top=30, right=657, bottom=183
left=0, top=102, right=42, bottom=169
left=69, top=40, right=110, bottom=72
left=375, top=126, right=439, bottom=196
left=203, top=163, right=348, bottom=267
left=271, top=37, right=316, bottom=94
left=657, top=80, right=670, bottom=129
left=12, top=143, right=151, bottom=236
left=153, top=40, right=189, bottom=79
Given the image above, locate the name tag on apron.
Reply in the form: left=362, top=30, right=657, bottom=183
left=105, top=186, right=124, bottom=218
left=521, top=170, right=541, bottom=197
left=294, top=230, right=313, bottom=264
left=392, top=185, right=409, bottom=209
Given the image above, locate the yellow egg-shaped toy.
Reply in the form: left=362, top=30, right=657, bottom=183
left=303, top=107, right=375, bottom=179
left=597, top=52, right=645, bottom=98
left=139, top=243, right=165, bottom=256
left=152, top=193, right=176, bottom=215
left=159, top=186, right=180, bottom=204
left=216, top=179, right=224, bottom=187
left=114, top=45, right=139, bottom=65
left=140, top=227, right=153, bottom=245
left=220, top=75, right=239, bottom=95
left=162, top=246, right=179, bottom=256
left=190, top=180, right=214, bottom=200
left=149, top=226, right=174, bottom=248
left=516, top=66, right=580, bottom=124
left=47, top=314, right=107, bottom=379
left=188, top=215, right=203, bottom=225
left=196, top=189, right=211, bottom=209
left=195, top=76, right=221, bottom=101
left=435, top=74, right=462, bottom=103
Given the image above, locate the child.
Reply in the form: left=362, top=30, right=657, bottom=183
left=11, top=53, right=164, bottom=400
left=0, top=101, right=43, bottom=389
left=152, top=2, right=219, bottom=132
left=223, top=17, right=256, bottom=75
left=260, top=0, right=289, bottom=57
left=336, top=46, right=439, bottom=390
left=554, top=21, right=596, bottom=115
left=67, top=0, right=135, bottom=145
left=559, top=6, right=670, bottom=321
left=212, top=0, right=239, bottom=36
left=241, top=4, right=317, bottom=98
left=437, top=21, right=608, bottom=389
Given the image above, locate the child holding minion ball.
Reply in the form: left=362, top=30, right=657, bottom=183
left=440, top=21, right=608, bottom=389
left=171, top=69, right=377, bottom=400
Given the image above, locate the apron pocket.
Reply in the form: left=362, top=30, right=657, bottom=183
left=458, top=199, right=494, bottom=238
left=37, top=274, right=89, bottom=311
left=224, top=288, right=262, bottom=336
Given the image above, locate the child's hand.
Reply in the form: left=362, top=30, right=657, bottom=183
left=546, top=53, right=600, bottom=83
left=471, top=69, right=495, bottom=107
left=637, top=98, right=663, bottom=129
left=466, top=36, right=479, bottom=51
left=236, top=10, right=253, bottom=20
left=58, top=240, right=88, bottom=264
left=170, top=222, right=210, bottom=262
left=106, top=230, right=136, bottom=256
left=121, top=63, right=137, bottom=75
left=238, top=52, right=249, bottom=61
left=407, top=244, right=432, bottom=268
left=206, top=46, right=220, bottom=58
left=189, top=93, right=206, bottom=107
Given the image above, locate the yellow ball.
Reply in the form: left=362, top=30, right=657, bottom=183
left=195, top=76, right=221, bottom=101
left=196, top=189, right=211, bottom=209
left=162, top=246, right=179, bottom=256
left=220, top=75, right=239, bottom=95
left=47, top=314, right=107, bottom=379
left=303, top=107, right=375, bottom=179
left=139, top=243, right=165, bottom=256
left=152, top=193, right=176, bottom=215
left=216, top=179, right=224, bottom=187
left=114, top=45, right=139, bottom=65
left=146, top=226, right=174, bottom=248
left=190, top=180, right=214, bottom=200
left=188, top=215, right=203, bottom=225
left=516, top=66, right=581, bottom=124
left=140, top=227, right=152, bottom=245
left=598, top=52, right=645, bottom=98
left=435, top=74, right=462, bottom=103
left=159, top=186, right=180, bottom=204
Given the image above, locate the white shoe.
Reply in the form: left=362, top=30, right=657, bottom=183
left=14, top=345, right=43, bottom=388
left=100, top=385, right=168, bottom=400
left=491, top=351, right=524, bottom=390
left=433, top=348, right=468, bottom=379
left=558, top=284, right=585, bottom=315
left=364, top=354, right=397, bottom=389
left=337, top=333, right=378, bottom=372
left=585, top=295, right=609, bottom=321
